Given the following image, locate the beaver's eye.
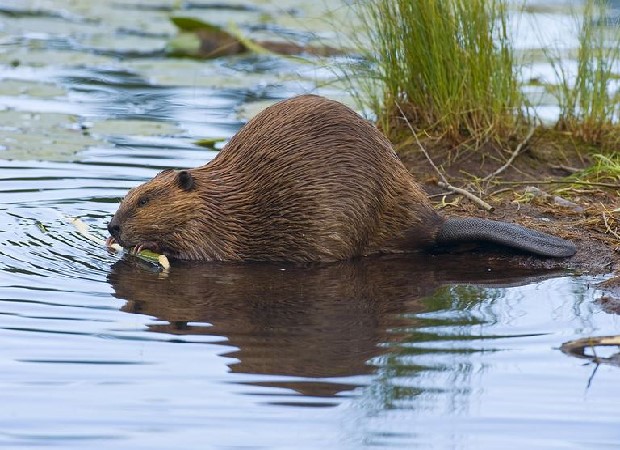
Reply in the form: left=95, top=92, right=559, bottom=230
left=138, top=196, right=149, bottom=207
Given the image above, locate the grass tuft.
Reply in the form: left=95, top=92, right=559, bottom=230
left=349, top=0, right=523, bottom=145
left=571, top=153, right=620, bottom=184
left=544, top=0, right=620, bottom=147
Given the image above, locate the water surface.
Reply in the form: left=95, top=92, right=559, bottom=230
left=1, top=1, right=619, bottom=449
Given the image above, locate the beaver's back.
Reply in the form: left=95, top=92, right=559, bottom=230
left=201, top=95, right=442, bottom=261
left=218, top=95, right=401, bottom=173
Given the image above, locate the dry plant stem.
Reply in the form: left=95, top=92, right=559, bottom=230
left=550, top=164, right=581, bottom=174
left=70, top=217, right=170, bottom=270
left=561, top=335, right=620, bottom=356
left=482, top=125, right=536, bottom=182
left=71, top=217, right=119, bottom=249
left=395, top=102, right=449, bottom=185
left=437, top=181, right=494, bottom=211
left=493, top=180, right=620, bottom=189
left=396, top=102, right=494, bottom=212
left=602, top=210, right=620, bottom=240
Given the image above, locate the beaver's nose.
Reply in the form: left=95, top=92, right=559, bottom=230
left=107, top=217, right=121, bottom=237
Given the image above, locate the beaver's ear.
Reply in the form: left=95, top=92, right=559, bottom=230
left=176, top=170, right=195, bottom=191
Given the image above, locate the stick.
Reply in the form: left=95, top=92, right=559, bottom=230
left=395, top=102, right=449, bottom=185
left=491, top=180, right=620, bottom=189
left=437, top=181, right=494, bottom=211
left=602, top=210, right=620, bottom=240
left=396, top=102, right=494, bottom=212
left=482, top=125, right=536, bottom=182
left=71, top=217, right=117, bottom=248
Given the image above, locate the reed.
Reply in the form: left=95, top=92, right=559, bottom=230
left=545, top=0, right=620, bottom=146
left=350, top=0, right=523, bottom=144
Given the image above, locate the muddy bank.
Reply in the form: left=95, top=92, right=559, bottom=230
left=397, top=131, right=619, bottom=277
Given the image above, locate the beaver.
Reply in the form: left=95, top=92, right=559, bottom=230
left=107, top=94, right=576, bottom=262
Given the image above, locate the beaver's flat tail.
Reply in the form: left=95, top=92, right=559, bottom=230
left=436, top=218, right=576, bottom=257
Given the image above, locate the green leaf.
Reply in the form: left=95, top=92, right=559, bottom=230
left=171, top=16, right=225, bottom=33
left=165, top=32, right=202, bottom=57
left=194, top=137, right=226, bottom=148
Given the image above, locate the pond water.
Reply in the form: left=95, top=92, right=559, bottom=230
left=1, top=1, right=619, bottom=449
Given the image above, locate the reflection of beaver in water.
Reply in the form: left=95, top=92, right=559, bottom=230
left=109, top=254, right=558, bottom=395
left=107, top=95, right=576, bottom=262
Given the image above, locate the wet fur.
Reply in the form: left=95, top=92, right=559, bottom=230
left=108, top=95, right=573, bottom=262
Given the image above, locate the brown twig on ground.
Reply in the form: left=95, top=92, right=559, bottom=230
left=492, top=180, right=620, bottom=189
left=396, top=102, right=494, bottom=212
left=482, top=125, right=536, bottom=183
left=395, top=102, right=448, bottom=185
left=602, top=208, right=620, bottom=240
left=550, top=164, right=582, bottom=174
left=436, top=181, right=494, bottom=211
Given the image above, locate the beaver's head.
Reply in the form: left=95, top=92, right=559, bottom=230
left=108, top=169, right=201, bottom=257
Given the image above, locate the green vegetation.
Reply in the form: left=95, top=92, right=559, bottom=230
left=350, top=0, right=522, bottom=144
left=348, top=0, right=620, bottom=152
left=569, top=153, right=620, bottom=185
left=545, top=0, right=620, bottom=147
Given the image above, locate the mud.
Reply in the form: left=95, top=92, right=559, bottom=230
left=398, top=130, right=620, bottom=277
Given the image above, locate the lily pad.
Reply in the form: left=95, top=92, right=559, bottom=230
left=0, top=48, right=116, bottom=67
left=90, top=119, right=182, bottom=137
left=0, top=110, right=99, bottom=161
left=0, top=79, right=66, bottom=98
left=167, top=16, right=247, bottom=58
left=165, top=32, right=204, bottom=58
left=194, top=137, right=226, bottom=149
left=235, top=99, right=279, bottom=122
left=167, top=30, right=246, bottom=59
left=167, top=16, right=282, bottom=59
left=171, top=16, right=227, bottom=34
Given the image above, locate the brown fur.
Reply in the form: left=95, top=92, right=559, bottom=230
left=107, top=95, right=447, bottom=262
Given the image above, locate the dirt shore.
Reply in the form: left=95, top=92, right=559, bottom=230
left=397, top=130, right=620, bottom=279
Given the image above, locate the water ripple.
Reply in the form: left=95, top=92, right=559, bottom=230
left=0, top=2, right=618, bottom=449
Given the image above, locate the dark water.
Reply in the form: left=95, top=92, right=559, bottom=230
left=1, top=1, right=619, bottom=449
